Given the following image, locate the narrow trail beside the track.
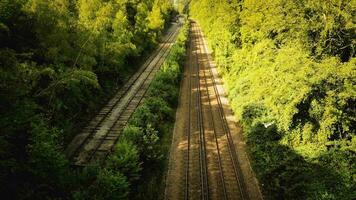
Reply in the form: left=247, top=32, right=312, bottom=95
left=165, top=22, right=263, bottom=200
left=65, top=22, right=181, bottom=166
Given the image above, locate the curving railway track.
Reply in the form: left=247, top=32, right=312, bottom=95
left=165, top=22, right=263, bottom=200
left=65, top=22, right=181, bottom=166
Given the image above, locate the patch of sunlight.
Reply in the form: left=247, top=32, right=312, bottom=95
left=293, top=143, right=327, bottom=161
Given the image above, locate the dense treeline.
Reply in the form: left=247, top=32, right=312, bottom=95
left=190, top=0, right=355, bottom=199
left=0, top=0, right=175, bottom=199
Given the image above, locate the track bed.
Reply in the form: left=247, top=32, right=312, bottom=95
left=165, top=22, right=263, bottom=200
left=66, top=23, right=181, bottom=166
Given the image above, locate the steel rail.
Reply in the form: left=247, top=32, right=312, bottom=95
left=103, top=26, right=183, bottom=160
left=195, top=22, right=229, bottom=200
left=184, top=24, right=192, bottom=200
left=66, top=25, right=178, bottom=160
left=198, top=26, right=248, bottom=200
left=193, top=23, right=210, bottom=200
left=83, top=26, right=182, bottom=165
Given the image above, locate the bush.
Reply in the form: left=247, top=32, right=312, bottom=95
left=84, top=169, right=129, bottom=200
left=28, top=118, right=69, bottom=183
left=148, top=78, right=179, bottom=106
left=28, top=119, right=69, bottom=192
left=130, top=97, right=173, bottom=130
left=107, top=140, right=141, bottom=182
left=122, top=125, right=162, bottom=163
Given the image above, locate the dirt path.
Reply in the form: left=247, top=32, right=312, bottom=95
left=165, top=22, right=263, bottom=200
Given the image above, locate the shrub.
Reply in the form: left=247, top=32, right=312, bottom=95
left=27, top=117, right=69, bottom=189
left=90, top=169, right=129, bottom=200
left=122, top=125, right=162, bottom=163
left=147, top=78, right=179, bottom=106
left=130, top=97, right=173, bottom=131
left=107, top=140, right=141, bottom=182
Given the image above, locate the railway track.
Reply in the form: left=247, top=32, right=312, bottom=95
left=197, top=26, right=248, bottom=200
left=65, top=23, right=181, bottom=166
left=185, top=23, right=209, bottom=200
left=183, top=22, right=247, bottom=200
left=184, top=24, right=192, bottom=200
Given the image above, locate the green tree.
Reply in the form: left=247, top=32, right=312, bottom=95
left=190, top=0, right=355, bottom=199
left=0, top=0, right=175, bottom=198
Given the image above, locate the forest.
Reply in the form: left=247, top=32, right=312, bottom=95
left=190, top=0, right=355, bottom=199
left=1, top=0, right=355, bottom=199
left=0, top=0, right=181, bottom=199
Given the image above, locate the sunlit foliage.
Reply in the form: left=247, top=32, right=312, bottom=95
left=191, top=0, right=355, bottom=199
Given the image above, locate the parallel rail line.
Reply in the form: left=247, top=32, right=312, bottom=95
left=197, top=24, right=247, bottom=200
left=88, top=26, right=182, bottom=164
left=185, top=23, right=209, bottom=200
left=184, top=25, right=192, bottom=200
left=196, top=23, right=228, bottom=200
left=195, top=23, right=210, bottom=200
left=184, top=22, right=248, bottom=200
left=66, top=23, right=181, bottom=165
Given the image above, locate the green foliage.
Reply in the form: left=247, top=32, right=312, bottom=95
left=36, top=69, right=100, bottom=120
left=176, top=0, right=190, bottom=14
left=94, top=169, right=130, bottom=200
left=122, top=124, right=162, bottom=162
left=108, top=21, right=190, bottom=199
left=131, top=97, right=173, bottom=129
left=74, top=169, right=129, bottom=200
left=191, top=0, right=355, bottom=199
left=127, top=21, right=190, bottom=162
left=248, top=124, right=355, bottom=200
left=28, top=117, right=68, bottom=183
left=148, top=75, right=179, bottom=106
left=107, top=140, right=141, bottom=182
left=0, top=0, right=175, bottom=199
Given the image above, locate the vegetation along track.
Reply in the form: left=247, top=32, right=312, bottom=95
left=65, top=22, right=181, bottom=166
left=166, top=21, right=262, bottom=200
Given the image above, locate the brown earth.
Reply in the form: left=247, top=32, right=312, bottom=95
left=165, top=22, right=263, bottom=200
